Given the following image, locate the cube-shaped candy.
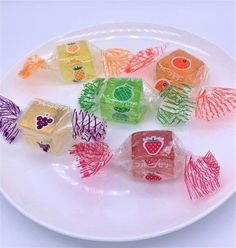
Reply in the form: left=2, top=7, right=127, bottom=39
left=155, top=49, right=206, bottom=91
left=56, top=40, right=96, bottom=83
left=99, top=78, right=145, bottom=123
left=131, top=130, right=176, bottom=181
left=19, top=99, right=71, bottom=153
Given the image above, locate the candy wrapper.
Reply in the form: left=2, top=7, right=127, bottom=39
left=156, top=84, right=236, bottom=125
left=124, top=44, right=167, bottom=73
left=69, top=130, right=221, bottom=200
left=0, top=95, right=107, bottom=153
left=19, top=40, right=133, bottom=83
left=78, top=77, right=153, bottom=124
left=146, top=49, right=236, bottom=125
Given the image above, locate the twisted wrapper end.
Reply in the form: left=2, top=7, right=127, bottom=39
left=102, top=48, right=133, bottom=77
left=0, top=95, right=21, bottom=143
left=195, top=87, right=236, bottom=121
left=18, top=55, right=47, bottom=78
left=69, top=142, right=112, bottom=178
left=184, top=151, right=220, bottom=200
left=72, top=109, right=107, bottom=142
left=124, top=44, right=167, bottom=73
left=78, top=78, right=105, bottom=113
left=157, top=84, right=195, bottom=126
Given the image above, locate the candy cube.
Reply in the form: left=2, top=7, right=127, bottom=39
left=19, top=99, right=71, bottom=153
left=155, top=49, right=206, bottom=91
left=99, top=78, right=145, bottom=123
left=131, top=130, right=176, bottom=181
left=56, top=40, right=96, bottom=83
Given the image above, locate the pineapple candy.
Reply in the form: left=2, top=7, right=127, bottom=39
left=18, top=40, right=133, bottom=83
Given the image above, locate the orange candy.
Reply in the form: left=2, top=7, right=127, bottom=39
left=155, top=49, right=206, bottom=89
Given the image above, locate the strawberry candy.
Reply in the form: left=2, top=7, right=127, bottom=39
left=0, top=95, right=107, bottom=153
left=69, top=130, right=221, bottom=200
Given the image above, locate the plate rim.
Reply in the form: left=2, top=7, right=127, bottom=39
left=0, top=22, right=235, bottom=242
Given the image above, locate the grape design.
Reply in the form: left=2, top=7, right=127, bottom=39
left=37, top=142, right=50, bottom=152
left=113, top=84, right=133, bottom=102
left=36, top=114, right=53, bottom=129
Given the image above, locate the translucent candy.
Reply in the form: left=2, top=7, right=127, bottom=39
left=79, top=78, right=147, bottom=124
left=19, top=40, right=133, bottom=84
left=154, top=49, right=206, bottom=91
left=70, top=130, right=220, bottom=200
left=0, top=96, right=107, bottom=153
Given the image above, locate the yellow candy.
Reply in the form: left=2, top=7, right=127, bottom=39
left=19, top=99, right=71, bottom=153
left=56, top=40, right=96, bottom=83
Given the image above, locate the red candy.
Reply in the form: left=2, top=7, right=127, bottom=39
left=70, top=130, right=221, bottom=200
left=131, top=131, right=178, bottom=181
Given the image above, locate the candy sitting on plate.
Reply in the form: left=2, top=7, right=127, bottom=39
left=69, top=130, right=221, bottom=200
left=154, top=49, right=207, bottom=91
left=0, top=95, right=107, bottom=153
left=131, top=130, right=183, bottom=180
left=18, top=40, right=133, bottom=83
left=79, top=77, right=147, bottom=124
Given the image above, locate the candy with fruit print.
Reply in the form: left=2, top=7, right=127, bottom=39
left=79, top=78, right=147, bottom=124
left=19, top=99, right=72, bottom=153
left=70, top=130, right=221, bottom=200
left=131, top=130, right=184, bottom=181
left=0, top=96, right=107, bottom=153
left=18, top=40, right=133, bottom=83
left=155, top=49, right=206, bottom=90
left=56, top=40, right=96, bottom=83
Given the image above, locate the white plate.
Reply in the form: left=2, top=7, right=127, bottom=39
left=0, top=23, right=235, bottom=241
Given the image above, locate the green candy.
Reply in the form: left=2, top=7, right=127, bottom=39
left=100, top=78, right=145, bottom=124
left=157, top=84, right=195, bottom=125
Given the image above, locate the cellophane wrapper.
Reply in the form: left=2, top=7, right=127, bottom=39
left=112, top=130, right=186, bottom=182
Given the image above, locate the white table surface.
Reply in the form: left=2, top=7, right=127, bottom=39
left=0, top=0, right=235, bottom=247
